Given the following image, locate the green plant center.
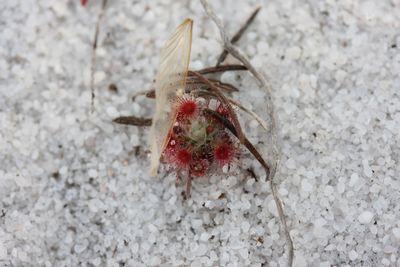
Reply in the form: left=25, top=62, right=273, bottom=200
left=188, top=120, right=208, bottom=146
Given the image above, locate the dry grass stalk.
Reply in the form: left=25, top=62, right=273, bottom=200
left=200, top=0, right=294, bottom=265
left=90, top=0, right=108, bottom=112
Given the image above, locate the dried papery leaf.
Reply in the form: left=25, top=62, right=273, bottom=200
left=149, top=19, right=193, bottom=176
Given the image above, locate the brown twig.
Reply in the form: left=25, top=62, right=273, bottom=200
left=131, top=89, right=155, bottom=101
left=197, top=64, right=247, bottom=74
left=207, top=79, right=239, bottom=93
left=90, top=0, right=108, bottom=112
left=187, top=77, right=239, bottom=93
left=215, top=6, right=261, bottom=66
left=131, top=79, right=238, bottom=102
left=113, top=116, right=152, bottom=127
left=130, top=64, right=244, bottom=101
left=200, top=1, right=293, bottom=266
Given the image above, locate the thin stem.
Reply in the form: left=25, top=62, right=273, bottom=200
left=215, top=6, right=261, bottom=66
left=205, top=108, right=293, bottom=264
left=131, top=89, right=155, bottom=101
left=185, top=176, right=192, bottom=199
left=270, top=168, right=294, bottom=266
left=208, top=79, right=239, bottom=93
left=90, top=0, right=108, bottom=112
left=228, top=98, right=269, bottom=132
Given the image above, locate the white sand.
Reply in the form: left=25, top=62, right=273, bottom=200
left=1, top=0, right=400, bottom=266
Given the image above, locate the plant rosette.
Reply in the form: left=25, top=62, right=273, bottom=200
left=162, top=95, right=239, bottom=177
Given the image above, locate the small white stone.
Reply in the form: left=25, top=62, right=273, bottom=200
left=250, top=57, right=263, bottom=68
left=324, top=185, right=334, bottom=196
left=191, top=219, right=203, bottom=229
left=94, top=71, right=106, bottom=84
left=74, top=240, right=88, bottom=254
left=267, top=199, right=279, bottom=217
left=286, top=46, right=302, bottom=60
left=349, top=173, right=359, bottom=187
left=0, top=243, right=7, bottom=260
left=198, top=244, right=208, bottom=256
left=59, top=166, right=68, bottom=175
left=18, top=250, right=28, bottom=262
left=190, top=60, right=204, bottom=70
left=106, top=106, right=119, bottom=118
left=191, top=260, right=202, bottom=267
left=199, top=233, right=209, bottom=242
left=88, top=169, right=98, bottom=178
left=325, top=244, right=336, bottom=251
left=241, top=221, right=250, bottom=232
left=279, top=187, right=288, bottom=196
left=149, top=257, right=161, bottom=266
left=337, top=182, right=345, bottom=194
left=15, top=174, right=31, bottom=187
left=239, top=248, right=249, bottom=259
left=208, top=99, right=218, bottom=110
left=92, top=258, right=101, bottom=266
left=392, top=228, right=400, bottom=239
left=314, top=218, right=327, bottom=227
left=349, top=250, right=358, bottom=260
left=89, top=199, right=104, bottom=213
left=301, top=180, right=313, bottom=192
left=221, top=251, right=230, bottom=262
left=249, top=119, right=258, bottom=129
left=381, top=258, right=390, bottom=266
left=363, top=161, right=372, bottom=178
left=48, top=116, right=61, bottom=130
left=286, top=158, right=296, bottom=169
left=293, top=252, right=307, bottom=267
left=52, top=2, right=68, bottom=17
left=257, top=42, right=269, bottom=55
left=358, top=211, right=374, bottom=224
left=313, top=226, right=330, bottom=238
left=222, top=164, right=229, bottom=173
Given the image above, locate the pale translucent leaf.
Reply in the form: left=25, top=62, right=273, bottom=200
left=149, top=19, right=193, bottom=176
